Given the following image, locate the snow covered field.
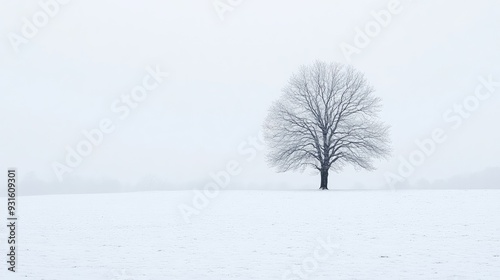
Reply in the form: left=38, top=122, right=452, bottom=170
left=1, top=190, right=500, bottom=280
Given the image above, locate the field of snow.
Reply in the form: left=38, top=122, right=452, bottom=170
left=1, top=190, right=499, bottom=280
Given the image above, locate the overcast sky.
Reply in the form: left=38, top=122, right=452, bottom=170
left=1, top=0, right=499, bottom=192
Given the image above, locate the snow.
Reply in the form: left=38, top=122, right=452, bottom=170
left=1, top=190, right=499, bottom=279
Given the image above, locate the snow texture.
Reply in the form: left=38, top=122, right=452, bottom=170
left=1, top=190, right=499, bottom=279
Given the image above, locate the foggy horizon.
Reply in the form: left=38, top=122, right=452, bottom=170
left=2, top=0, right=500, bottom=194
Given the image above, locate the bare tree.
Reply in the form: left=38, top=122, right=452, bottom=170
left=264, top=61, right=390, bottom=190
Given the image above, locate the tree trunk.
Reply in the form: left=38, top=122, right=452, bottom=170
left=319, top=169, right=329, bottom=190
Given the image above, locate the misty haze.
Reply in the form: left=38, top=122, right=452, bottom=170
left=1, top=0, right=499, bottom=279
